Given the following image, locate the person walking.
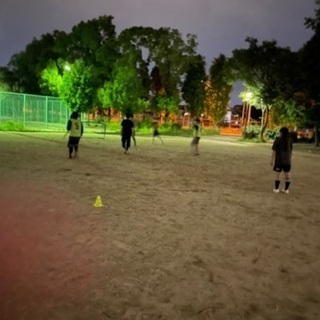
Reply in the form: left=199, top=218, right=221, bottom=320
left=66, top=111, right=83, bottom=159
left=191, top=118, right=202, bottom=156
left=121, top=113, right=134, bottom=154
left=270, top=126, right=293, bottom=194
left=152, top=121, right=163, bottom=144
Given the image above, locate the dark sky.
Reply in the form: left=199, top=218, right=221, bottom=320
left=0, top=0, right=316, bottom=105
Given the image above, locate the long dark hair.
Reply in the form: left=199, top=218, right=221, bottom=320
left=279, top=127, right=290, bottom=150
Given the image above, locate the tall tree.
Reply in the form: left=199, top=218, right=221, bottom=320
left=230, top=38, right=295, bottom=140
left=66, top=15, right=119, bottom=86
left=54, top=59, right=95, bottom=112
left=118, top=26, right=199, bottom=118
left=98, top=52, right=149, bottom=115
left=299, top=0, right=320, bottom=102
left=182, top=54, right=207, bottom=117
left=208, top=54, right=233, bottom=125
left=6, top=32, right=64, bottom=93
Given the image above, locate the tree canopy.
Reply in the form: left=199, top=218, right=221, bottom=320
left=0, top=0, right=319, bottom=134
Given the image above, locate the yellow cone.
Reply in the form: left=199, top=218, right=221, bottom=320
left=93, top=195, right=104, bottom=207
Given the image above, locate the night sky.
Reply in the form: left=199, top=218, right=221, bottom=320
left=0, top=0, right=316, bottom=105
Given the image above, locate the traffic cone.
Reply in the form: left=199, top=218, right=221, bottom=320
left=93, top=195, right=104, bottom=207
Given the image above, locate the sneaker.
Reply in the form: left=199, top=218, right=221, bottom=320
left=281, top=189, right=289, bottom=194
left=273, top=189, right=280, bottom=193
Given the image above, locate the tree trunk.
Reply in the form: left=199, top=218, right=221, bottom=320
left=246, top=104, right=251, bottom=126
left=242, top=101, right=248, bottom=137
left=260, top=106, right=270, bottom=142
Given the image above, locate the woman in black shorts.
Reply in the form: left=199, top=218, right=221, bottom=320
left=270, top=127, right=293, bottom=194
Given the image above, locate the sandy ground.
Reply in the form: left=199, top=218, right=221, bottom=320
left=0, top=131, right=319, bottom=320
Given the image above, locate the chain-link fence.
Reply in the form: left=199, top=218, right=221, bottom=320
left=0, top=91, right=69, bottom=131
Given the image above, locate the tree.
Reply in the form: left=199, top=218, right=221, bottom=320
left=299, top=0, right=320, bottom=102
left=182, top=54, right=207, bottom=117
left=0, top=67, right=11, bottom=91
left=4, top=18, right=201, bottom=120
left=118, top=26, right=199, bottom=118
left=5, top=32, right=64, bottom=94
left=98, top=53, right=149, bottom=115
left=230, top=38, right=296, bottom=141
left=65, top=15, right=119, bottom=89
left=58, top=59, right=95, bottom=112
left=305, top=104, right=320, bottom=146
left=208, top=54, right=233, bottom=125
left=40, top=59, right=63, bottom=96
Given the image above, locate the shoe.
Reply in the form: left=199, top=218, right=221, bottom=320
left=281, top=189, right=289, bottom=194
left=69, top=155, right=73, bottom=159
left=273, top=189, right=280, bottom=193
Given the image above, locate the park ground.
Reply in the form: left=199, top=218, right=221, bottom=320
left=0, top=132, right=319, bottom=320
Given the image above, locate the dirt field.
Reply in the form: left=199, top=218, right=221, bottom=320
left=0, top=131, right=319, bottom=320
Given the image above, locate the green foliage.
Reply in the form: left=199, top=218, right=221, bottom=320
left=208, top=55, right=233, bottom=124
left=156, top=95, right=180, bottom=115
left=242, top=125, right=278, bottom=141
left=135, top=119, right=154, bottom=131
left=202, top=126, right=220, bottom=136
left=59, top=59, right=95, bottom=112
left=264, top=128, right=278, bottom=140
left=117, top=26, right=199, bottom=117
left=40, top=59, right=63, bottom=96
left=104, top=119, right=121, bottom=133
left=182, top=54, right=207, bottom=117
left=242, top=125, right=261, bottom=139
left=0, top=120, right=25, bottom=131
left=272, top=100, right=306, bottom=127
left=98, top=53, right=149, bottom=115
left=230, top=38, right=296, bottom=107
left=149, top=28, right=198, bottom=96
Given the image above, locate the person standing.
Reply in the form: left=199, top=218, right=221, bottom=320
left=191, top=118, right=202, bottom=156
left=270, top=126, right=293, bottom=194
left=121, top=113, right=134, bottom=154
left=66, top=111, right=83, bottom=159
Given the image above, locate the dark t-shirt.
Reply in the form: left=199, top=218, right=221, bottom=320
left=272, top=137, right=293, bottom=165
left=121, top=118, right=134, bottom=136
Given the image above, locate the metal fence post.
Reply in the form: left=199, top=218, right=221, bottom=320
left=23, top=93, right=26, bottom=127
left=45, top=96, right=48, bottom=129
left=60, top=101, right=62, bottom=129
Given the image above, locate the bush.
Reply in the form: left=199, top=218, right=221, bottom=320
left=171, top=123, right=182, bottom=131
left=202, top=126, right=220, bottom=136
left=0, top=120, right=25, bottom=131
left=135, top=119, right=153, bottom=131
left=104, top=120, right=121, bottom=133
left=243, top=125, right=260, bottom=139
left=264, top=128, right=278, bottom=140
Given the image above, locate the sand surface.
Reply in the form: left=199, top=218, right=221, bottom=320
left=0, top=132, right=319, bottom=320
